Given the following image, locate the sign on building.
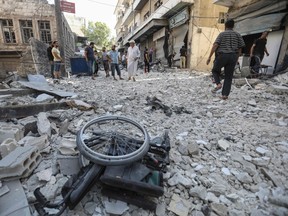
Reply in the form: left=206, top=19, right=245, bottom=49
left=169, top=7, right=189, bottom=29
left=60, top=0, right=75, bottom=14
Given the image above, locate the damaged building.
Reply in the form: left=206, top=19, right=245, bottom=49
left=114, top=0, right=228, bottom=71
left=213, top=0, right=288, bottom=74
left=0, top=0, right=75, bottom=79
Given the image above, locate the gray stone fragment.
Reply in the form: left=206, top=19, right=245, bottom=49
left=226, top=193, right=239, bottom=202
left=168, top=172, right=193, bottom=188
left=36, top=93, right=54, bottom=102
left=210, top=203, right=228, bottom=216
left=57, top=156, right=81, bottom=176
left=37, top=112, right=51, bottom=137
left=85, top=202, right=97, bottom=215
left=36, top=168, right=52, bottom=182
left=189, top=186, right=207, bottom=200
left=217, top=139, right=230, bottom=151
left=229, top=209, right=246, bottom=216
left=205, top=192, right=219, bottom=203
left=167, top=194, right=190, bottom=216
left=221, top=167, right=231, bottom=176
left=248, top=99, right=257, bottom=107
left=156, top=202, right=166, bottom=216
left=188, top=142, right=200, bottom=155
left=104, top=200, right=129, bottom=215
left=208, top=184, right=227, bottom=196
left=235, top=172, right=253, bottom=184
left=256, top=147, right=269, bottom=155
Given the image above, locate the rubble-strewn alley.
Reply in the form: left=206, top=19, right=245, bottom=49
left=0, top=70, right=288, bottom=216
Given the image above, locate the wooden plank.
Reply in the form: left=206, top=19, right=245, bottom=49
left=0, top=102, right=69, bottom=120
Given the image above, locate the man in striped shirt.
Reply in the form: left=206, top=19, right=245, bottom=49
left=206, top=19, right=245, bottom=100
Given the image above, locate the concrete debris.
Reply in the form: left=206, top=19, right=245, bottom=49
left=0, top=71, right=287, bottom=215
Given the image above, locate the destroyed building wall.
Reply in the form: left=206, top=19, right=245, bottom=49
left=17, top=38, right=51, bottom=77
left=0, top=0, right=75, bottom=78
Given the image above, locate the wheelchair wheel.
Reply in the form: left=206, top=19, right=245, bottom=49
left=76, top=116, right=150, bottom=166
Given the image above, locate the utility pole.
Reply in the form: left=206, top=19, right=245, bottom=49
left=54, top=0, right=66, bottom=77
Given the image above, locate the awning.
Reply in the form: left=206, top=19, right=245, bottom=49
left=234, top=13, right=287, bottom=36
left=133, top=19, right=168, bottom=42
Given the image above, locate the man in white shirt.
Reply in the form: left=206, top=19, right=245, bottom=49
left=127, top=40, right=140, bottom=81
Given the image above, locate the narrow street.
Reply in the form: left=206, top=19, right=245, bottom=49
left=1, top=69, right=287, bottom=215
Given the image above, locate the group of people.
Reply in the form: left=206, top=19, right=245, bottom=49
left=48, top=19, right=269, bottom=101
left=84, top=40, right=141, bottom=81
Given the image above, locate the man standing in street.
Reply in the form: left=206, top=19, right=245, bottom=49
left=109, top=45, right=124, bottom=81
left=179, top=45, right=187, bottom=69
left=85, top=42, right=95, bottom=79
left=250, top=31, right=270, bottom=73
left=102, top=47, right=110, bottom=77
left=51, top=41, right=62, bottom=83
left=47, top=41, right=54, bottom=78
left=206, top=19, right=245, bottom=100
left=127, top=40, right=140, bottom=81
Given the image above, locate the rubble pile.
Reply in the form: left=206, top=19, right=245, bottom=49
left=0, top=70, right=287, bottom=216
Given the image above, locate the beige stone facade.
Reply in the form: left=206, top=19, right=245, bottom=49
left=114, top=0, right=227, bottom=71
left=0, top=0, right=75, bottom=77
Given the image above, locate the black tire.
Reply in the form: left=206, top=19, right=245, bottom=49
left=76, top=115, right=150, bottom=166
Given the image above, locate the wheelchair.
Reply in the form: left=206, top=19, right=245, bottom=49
left=34, top=116, right=170, bottom=215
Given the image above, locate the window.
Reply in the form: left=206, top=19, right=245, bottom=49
left=20, top=20, right=34, bottom=43
left=39, top=21, right=51, bottom=43
left=1, top=19, right=16, bottom=43
left=144, top=11, right=150, bottom=21
left=218, top=12, right=227, bottom=24
left=154, top=0, right=163, bottom=11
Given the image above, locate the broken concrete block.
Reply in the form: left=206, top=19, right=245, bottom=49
left=36, top=168, right=52, bottom=182
left=0, top=180, right=31, bottom=216
left=0, top=145, right=41, bottom=179
left=18, top=116, right=38, bottom=136
left=37, top=112, right=51, bottom=136
left=0, top=138, right=19, bottom=159
left=18, top=135, right=49, bottom=152
left=57, top=156, right=81, bottom=176
left=0, top=124, right=24, bottom=143
left=58, top=138, right=78, bottom=155
left=268, top=85, right=288, bottom=95
left=211, top=203, right=228, bottom=216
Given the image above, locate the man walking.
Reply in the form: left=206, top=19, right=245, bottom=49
left=127, top=40, right=140, bottom=81
left=206, top=19, right=245, bottom=100
left=144, top=47, right=150, bottom=73
left=109, top=45, right=124, bottom=81
left=179, top=45, right=187, bottom=69
left=47, top=41, right=54, bottom=78
left=250, top=31, right=270, bottom=73
left=85, top=42, right=95, bottom=79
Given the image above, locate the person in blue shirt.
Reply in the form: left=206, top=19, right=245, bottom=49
left=109, top=45, right=124, bottom=81
left=85, top=42, right=95, bottom=79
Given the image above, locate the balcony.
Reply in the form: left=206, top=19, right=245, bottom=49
left=121, top=5, right=134, bottom=26
left=213, top=0, right=235, bottom=7
left=133, top=0, right=147, bottom=11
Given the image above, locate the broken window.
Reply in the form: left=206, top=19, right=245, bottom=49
left=1, top=19, right=16, bottom=43
left=20, top=20, right=34, bottom=43
left=39, top=21, right=51, bottom=43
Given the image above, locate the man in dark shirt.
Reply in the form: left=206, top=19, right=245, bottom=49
left=85, top=42, right=95, bottom=79
left=250, top=31, right=270, bottom=73
left=180, top=46, right=187, bottom=69
left=47, top=41, right=54, bottom=78
left=206, top=19, right=245, bottom=100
